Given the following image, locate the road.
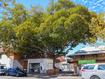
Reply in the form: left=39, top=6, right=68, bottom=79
left=0, top=76, right=81, bottom=79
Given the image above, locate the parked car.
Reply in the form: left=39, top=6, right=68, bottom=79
left=0, top=65, right=6, bottom=75
left=6, top=68, right=27, bottom=77
left=81, top=63, right=105, bottom=79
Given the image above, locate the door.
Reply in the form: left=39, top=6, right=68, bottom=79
left=81, top=65, right=95, bottom=79
left=29, top=63, right=40, bottom=74
left=96, top=64, right=105, bottom=79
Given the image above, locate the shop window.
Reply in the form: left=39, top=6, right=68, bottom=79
left=81, top=56, right=85, bottom=59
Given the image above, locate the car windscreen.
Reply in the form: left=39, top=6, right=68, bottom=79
left=83, top=65, right=95, bottom=70
left=98, top=65, right=105, bottom=70
left=16, top=68, right=24, bottom=73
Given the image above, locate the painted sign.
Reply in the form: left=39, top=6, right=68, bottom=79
left=78, top=60, right=96, bottom=64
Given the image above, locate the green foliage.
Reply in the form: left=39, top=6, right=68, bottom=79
left=0, top=0, right=103, bottom=56
left=0, top=20, right=15, bottom=53
left=89, top=13, right=105, bottom=41
left=0, top=20, right=15, bottom=42
left=68, top=5, right=91, bottom=22
left=11, top=4, right=27, bottom=25
left=47, top=0, right=75, bottom=12
left=65, top=14, right=89, bottom=41
left=14, top=21, right=35, bottom=54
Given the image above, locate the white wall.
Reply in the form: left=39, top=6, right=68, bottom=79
left=27, top=58, right=53, bottom=73
left=0, top=54, right=11, bottom=68
left=0, top=54, right=23, bottom=69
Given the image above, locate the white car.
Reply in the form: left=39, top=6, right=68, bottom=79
left=81, top=63, right=105, bottom=79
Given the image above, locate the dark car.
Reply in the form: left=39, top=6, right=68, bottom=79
left=0, top=65, right=6, bottom=75
left=6, top=68, right=27, bottom=77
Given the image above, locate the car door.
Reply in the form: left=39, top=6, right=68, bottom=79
left=96, top=64, right=105, bottom=79
left=9, top=68, right=17, bottom=76
left=81, top=65, right=95, bottom=79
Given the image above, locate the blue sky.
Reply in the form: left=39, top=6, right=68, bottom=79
left=16, top=0, right=49, bottom=9
left=16, top=0, right=105, bottom=13
left=72, top=0, right=105, bottom=13
left=16, top=0, right=105, bottom=54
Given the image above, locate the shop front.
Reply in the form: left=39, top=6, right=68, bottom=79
left=78, top=59, right=96, bottom=68
left=27, top=58, right=53, bottom=74
left=68, top=50, right=105, bottom=75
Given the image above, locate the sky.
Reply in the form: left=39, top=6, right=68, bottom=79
left=16, top=0, right=105, bottom=13
left=16, top=0, right=49, bottom=9
left=72, top=0, right=105, bottom=13
left=16, top=0, right=105, bottom=54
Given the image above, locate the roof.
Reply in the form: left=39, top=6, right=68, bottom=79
left=74, top=50, right=105, bottom=56
left=83, top=63, right=105, bottom=66
left=80, top=46, right=105, bottom=51
left=74, top=46, right=105, bottom=56
left=80, top=46, right=99, bottom=51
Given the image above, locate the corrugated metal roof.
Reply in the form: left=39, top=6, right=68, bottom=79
left=73, top=46, right=105, bottom=56
left=74, top=50, right=105, bottom=56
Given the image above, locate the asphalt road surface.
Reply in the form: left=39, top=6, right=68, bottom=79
left=0, top=76, right=81, bottom=79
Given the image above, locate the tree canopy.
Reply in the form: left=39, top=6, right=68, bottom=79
left=0, top=0, right=105, bottom=57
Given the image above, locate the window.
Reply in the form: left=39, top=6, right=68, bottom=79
left=83, top=66, right=89, bottom=69
left=83, top=65, right=95, bottom=70
left=81, top=56, right=85, bottom=59
left=98, top=65, right=105, bottom=70
left=88, top=65, right=95, bottom=70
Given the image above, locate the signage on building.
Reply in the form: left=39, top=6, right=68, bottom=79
left=78, top=60, right=96, bottom=64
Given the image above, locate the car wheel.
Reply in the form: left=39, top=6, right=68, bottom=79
left=6, top=73, right=9, bottom=76
left=90, top=75, right=100, bottom=79
left=16, top=73, right=19, bottom=77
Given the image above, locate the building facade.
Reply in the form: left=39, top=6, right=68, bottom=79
left=27, top=58, right=53, bottom=74
left=0, top=48, right=23, bottom=69
left=68, top=46, right=105, bottom=75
